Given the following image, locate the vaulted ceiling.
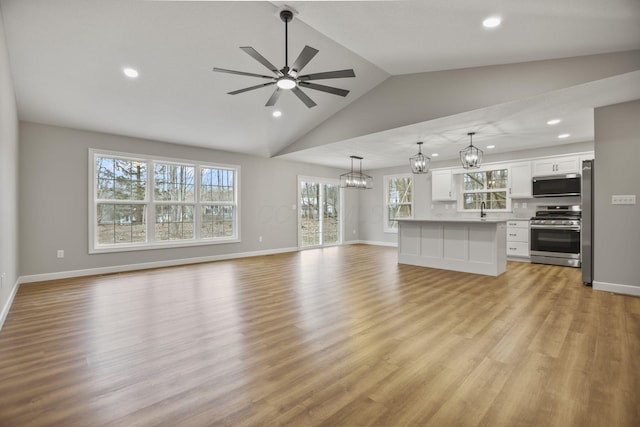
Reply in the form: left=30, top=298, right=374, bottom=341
left=2, top=0, right=640, bottom=169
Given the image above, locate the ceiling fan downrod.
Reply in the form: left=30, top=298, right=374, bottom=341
left=280, top=10, right=293, bottom=71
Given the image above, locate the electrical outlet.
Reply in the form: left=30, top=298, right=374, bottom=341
left=522, top=202, right=527, bottom=208
left=57, top=250, right=64, bottom=258
left=258, top=236, right=263, bottom=242
left=353, top=229, right=357, bottom=235
left=612, top=195, right=636, bottom=205
left=1, top=273, right=4, bottom=289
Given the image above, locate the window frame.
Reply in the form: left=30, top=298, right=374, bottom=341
left=457, top=167, right=511, bottom=213
left=383, top=173, right=414, bottom=233
left=89, top=149, right=240, bottom=254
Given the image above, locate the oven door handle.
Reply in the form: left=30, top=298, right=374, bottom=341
left=530, top=224, right=581, bottom=231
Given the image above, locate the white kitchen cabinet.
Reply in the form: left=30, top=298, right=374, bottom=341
left=506, top=220, right=530, bottom=260
left=509, top=161, right=532, bottom=198
left=431, top=169, right=456, bottom=201
left=532, top=156, right=580, bottom=176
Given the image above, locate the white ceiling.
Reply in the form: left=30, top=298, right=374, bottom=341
left=2, top=0, right=640, bottom=168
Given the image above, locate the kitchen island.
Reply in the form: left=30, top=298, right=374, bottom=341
left=397, top=218, right=507, bottom=276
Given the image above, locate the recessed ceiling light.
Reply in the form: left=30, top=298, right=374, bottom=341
left=486, top=145, right=495, bottom=149
left=431, top=153, right=439, bottom=157
left=558, top=133, right=570, bottom=139
left=547, top=119, right=561, bottom=125
left=123, top=67, right=139, bottom=78
left=483, top=16, right=502, bottom=28
left=272, top=110, right=282, bottom=118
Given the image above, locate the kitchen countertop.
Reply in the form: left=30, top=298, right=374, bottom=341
left=397, top=217, right=508, bottom=224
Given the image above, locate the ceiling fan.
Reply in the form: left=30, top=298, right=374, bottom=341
left=213, top=10, right=356, bottom=108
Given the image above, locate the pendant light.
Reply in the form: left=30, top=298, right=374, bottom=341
left=340, top=155, right=373, bottom=189
left=410, top=141, right=430, bottom=174
left=460, top=132, right=483, bottom=169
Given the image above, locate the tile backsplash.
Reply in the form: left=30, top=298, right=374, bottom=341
left=429, top=196, right=581, bottom=220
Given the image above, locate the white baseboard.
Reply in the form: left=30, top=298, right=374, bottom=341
left=0, top=278, right=20, bottom=330
left=593, top=281, right=640, bottom=297
left=19, top=247, right=299, bottom=285
left=346, top=240, right=398, bottom=248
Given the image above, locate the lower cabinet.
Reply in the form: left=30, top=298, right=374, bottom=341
left=507, top=220, right=530, bottom=260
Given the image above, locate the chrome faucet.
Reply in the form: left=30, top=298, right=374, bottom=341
left=480, top=201, right=487, bottom=218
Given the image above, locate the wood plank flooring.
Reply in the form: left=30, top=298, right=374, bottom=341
left=1, top=244, right=639, bottom=426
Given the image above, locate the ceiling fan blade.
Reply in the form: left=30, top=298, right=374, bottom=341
left=298, top=69, right=356, bottom=81
left=299, top=81, right=349, bottom=97
left=228, top=82, right=276, bottom=95
left=240, top=47, right=280, bottom=75
left=265, top=88, right=281, bottom=106
left=291, top=46, right=319, bottom=73
left=213, top=67, right=275, bottom=80
left=292, top=87, right=317, bottom=108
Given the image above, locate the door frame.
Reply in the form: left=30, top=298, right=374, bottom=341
left=297, top=175, right=343, bottom=249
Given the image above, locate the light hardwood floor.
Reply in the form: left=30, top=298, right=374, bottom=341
left=1, top=245, right=639, bottom=426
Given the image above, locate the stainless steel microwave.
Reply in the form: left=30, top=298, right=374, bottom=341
left=532, top=174, right=581, bottom=198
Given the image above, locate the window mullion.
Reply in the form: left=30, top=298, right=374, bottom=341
left=148, top=160, right=155, bottom=244
left=194, top=165, right=201, bottom=240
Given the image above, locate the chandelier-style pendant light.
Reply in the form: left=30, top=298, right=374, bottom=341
left=410, top=141, right=430, bottom=174
left=460, top=132, right=483, bottom=169
left=340, top=155, right=373, bottom=189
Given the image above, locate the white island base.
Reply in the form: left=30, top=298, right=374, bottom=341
left=397, top=218, right=507, bottom=276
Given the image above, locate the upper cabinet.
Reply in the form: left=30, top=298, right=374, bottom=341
left=431, top=169, right=456, bottom=201
left=532, top=155, right=581, bottom=176
left=509, top=161, right=532, bottom=198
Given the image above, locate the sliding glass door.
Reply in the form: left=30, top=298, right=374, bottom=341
left=299, top=177, right=342, bottom=248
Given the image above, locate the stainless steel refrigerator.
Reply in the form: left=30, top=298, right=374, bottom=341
left=581, top=159, right=594, bottom=285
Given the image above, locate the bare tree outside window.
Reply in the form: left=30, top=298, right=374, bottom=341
left=92, top=152, right=238, bottom=251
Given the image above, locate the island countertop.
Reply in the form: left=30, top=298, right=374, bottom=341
left=397, top=218, right=507, bottom=276
left=397, top=217, right=508, bottom=224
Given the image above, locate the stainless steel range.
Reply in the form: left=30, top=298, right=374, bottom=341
left=530, top=205, right=581, bottom=267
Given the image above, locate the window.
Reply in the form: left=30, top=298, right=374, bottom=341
left=459, top=168, right=510, bottom=212
left=90, top=150, right=239, bottom=253
left=384, top=174, right=413, bottom=232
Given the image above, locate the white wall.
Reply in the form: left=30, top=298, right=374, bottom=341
left=18, top=122, right=359, bottom=279
left=594, top=100, right=640, bottom=295
left=0, top=6, right=19, bottom=327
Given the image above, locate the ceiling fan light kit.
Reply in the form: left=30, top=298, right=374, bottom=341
left=340, top=156, right=373, bottom=189
left=460, top=132, right=483, bottom=169
left=213, top=9, right=356, bottom=108
left=410, top=141, right=431, bottom=174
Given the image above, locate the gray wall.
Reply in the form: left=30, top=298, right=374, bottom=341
left=0, top=6, right=19, bottom=322
left=280, top=50, right=640, bottom=155
left=594, top=100, right=640, bottom=292
left=18, top=122, right=359, bottom=277
left=359, top=141, right=593, bottom=245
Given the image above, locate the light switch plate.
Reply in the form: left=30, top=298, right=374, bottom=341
left=611, top=195, right=636, bottom=205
